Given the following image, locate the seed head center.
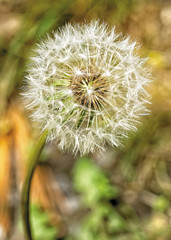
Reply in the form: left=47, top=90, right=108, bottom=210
left=70, top=71, right=109, bottom=110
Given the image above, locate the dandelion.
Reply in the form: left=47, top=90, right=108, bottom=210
left=22, top=20, right=151, bottom=155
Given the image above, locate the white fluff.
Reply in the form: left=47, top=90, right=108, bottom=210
left=22, top=20, right=151, bottom=155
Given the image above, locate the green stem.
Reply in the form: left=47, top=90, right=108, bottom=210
left=21, top=130, right=48, bottom=240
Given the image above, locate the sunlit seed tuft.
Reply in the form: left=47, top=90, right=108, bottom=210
left=22, top=20, right=151, bottom=155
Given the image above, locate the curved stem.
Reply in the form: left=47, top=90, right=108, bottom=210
left=21, top=130, right=48, bottom=240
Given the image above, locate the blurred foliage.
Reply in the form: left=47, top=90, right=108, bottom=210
left=31, top=204, right=57, bottom=240
left=69, top=157, right=147, bottom=240
left=70, top=157, right=125, bottom=240
left=19, top=204, right=57, bottom=240
left=147, top=51, right=166, bottom=68
left=73, top=157, right=119, bottom=206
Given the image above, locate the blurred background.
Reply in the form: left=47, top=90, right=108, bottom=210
left=0, top=0, right=171, bottom=239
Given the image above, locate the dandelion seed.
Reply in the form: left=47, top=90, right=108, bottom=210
left=22, top=20, right=151, bottom=155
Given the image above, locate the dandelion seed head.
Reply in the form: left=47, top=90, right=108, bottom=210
left=22, top=20, right=151, bottom=155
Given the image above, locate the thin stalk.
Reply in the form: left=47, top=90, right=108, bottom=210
left=21, top=130, right=48, bottom=240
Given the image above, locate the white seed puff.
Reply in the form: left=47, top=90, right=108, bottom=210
left=22, top=20, right=151, bottom=155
